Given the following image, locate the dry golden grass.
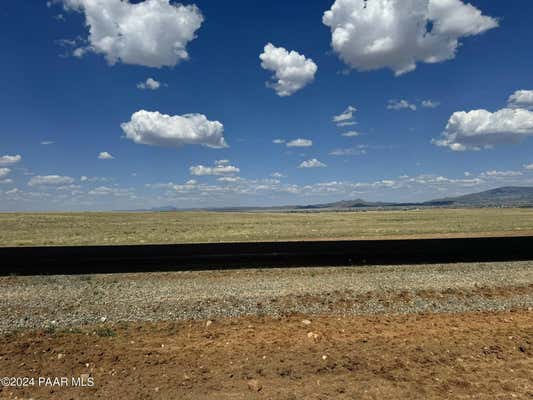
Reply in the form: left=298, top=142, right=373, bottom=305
left=1, top=208, right=533, bottom=247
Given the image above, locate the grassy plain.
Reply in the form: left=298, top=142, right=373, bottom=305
left=1, top=208, right=533, bottom=246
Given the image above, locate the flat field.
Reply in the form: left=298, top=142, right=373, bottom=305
left=1, top=208, right=533, bottom=246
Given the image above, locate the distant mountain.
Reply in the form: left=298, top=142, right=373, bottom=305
left=425, top=186, right=533, bottom=207
left=136, top=186, right=533, bottom=212
left=150, top=206, right=179, bottom=212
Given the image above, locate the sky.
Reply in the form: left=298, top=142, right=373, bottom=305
left=1, top=0, right=533, bottom=211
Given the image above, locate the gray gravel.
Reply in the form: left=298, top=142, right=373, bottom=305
left=1, top=261, right=532, bottom=333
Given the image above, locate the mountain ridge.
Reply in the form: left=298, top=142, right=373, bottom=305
left=146, top=186, right=533, bottom=212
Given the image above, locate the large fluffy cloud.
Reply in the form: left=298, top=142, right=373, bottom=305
left=59, top=0, right=204, bottom=68
left=28, top=175, right=75, bottom=186
left=121, top=110, right=228, bottom=149
left=433, top=108, right=533, bottom=151
left=0, top=154, right=22, bottom=166
left=322, top=0, right=498, bottom=75
left=259, top=43, right=317, bottom=96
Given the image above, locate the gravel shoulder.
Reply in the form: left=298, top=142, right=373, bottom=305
left=1, top=262, right=532, bottom=400
left=1, top=261, right=532, bottom=332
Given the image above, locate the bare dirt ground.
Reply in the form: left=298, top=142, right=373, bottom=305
left=1, top=262, right=532, bottom=399
left=0, top=312, right=532, bottom=400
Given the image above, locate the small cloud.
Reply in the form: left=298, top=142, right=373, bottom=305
left=0, top=154, right=22, bottom=166
left=98, top=151, right=115, bottom=160
left=190, top=163, right=240, bottom=176
left=286, top=138, right=312, bottom=147
left=0, top=168, right=11, bottom=179
left=341, top=131, right=360, bottom=137
left=336, top=121, right=357, bottom=127
left=217, top=176, right=241, bottom=182
left=508, top=90, right=533, bottom=110
left=273, top=139, right=286, bottom=144
left=298, top=158, right=326, bottom=168
left=137, top=78, right=162, bottom=90
left=421, top=100, right=440, bottom=108
left=41, top=140, right=54, bottom=145
left=259, top=43, right=317, bottom=96
left=270, top=172, right=285, bottom=178
left=480, top=170, right=522, bottom=178
left=524, top=163, right=533, bottom=170
left=28, top=175, right=75, bottom=186
left=80, top=176, right=110, bottom=183
left=333, top=106, right=357, bottom=127
left=329, top=147, right=367, bottom=156
left=387, top=99, right=417, bottom=111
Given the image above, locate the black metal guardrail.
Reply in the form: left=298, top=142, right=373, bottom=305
left=0, top=236, right=532, bottom=276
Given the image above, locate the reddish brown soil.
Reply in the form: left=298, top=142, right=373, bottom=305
left=1, top=311, right=532, bottom=399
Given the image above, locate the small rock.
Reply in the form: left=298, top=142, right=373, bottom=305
left=307, top=332, right=320, bottom=341
left=100, top=317, right=107, bottom=323
left=206, top=320, right=213, bottom=328
left=322, top=355, right=328, bottom=360
left=247, top=379, right=262, bottom=392
left=302, top=319, right=312, bottom=326
left=57, top=353, right=64, bottom=360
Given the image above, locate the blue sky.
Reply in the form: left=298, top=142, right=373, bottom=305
left=1, top=0, right=533, bottom=210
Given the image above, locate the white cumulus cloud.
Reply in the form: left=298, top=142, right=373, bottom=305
left=28, top=175, right=75, bottom=186
left=0, top=168, right=11, bottom=179
left=59, top=0, right=204, bottom=68
left=137, top=78, right=162, bottom=90
left=341, top=131, right=360, bottom=137
left=322, top=0, right=498, bottom=75
left=422, top=99, right=440, bottom=108
left=259, top=43, right=317, bottom=96
left=286, top=138, right=313, bottom=147
left=333, top=105, right=358, bottom=128
left=508, top=90, right=533, bottom=110
left=480, top=170, right=522, bottom=178
left=299, top=158, right=327, bottom=168
left=433, top=108, right=533, bottom=151
left=387, top=99, right=417, bottom=111
left=0, top=154, right=22, bottom=166
left=121, top=110, right=228, bottom=149
left=190, top=164, right=240, bottom=176
left=98, top=151, right=114, bottom=160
